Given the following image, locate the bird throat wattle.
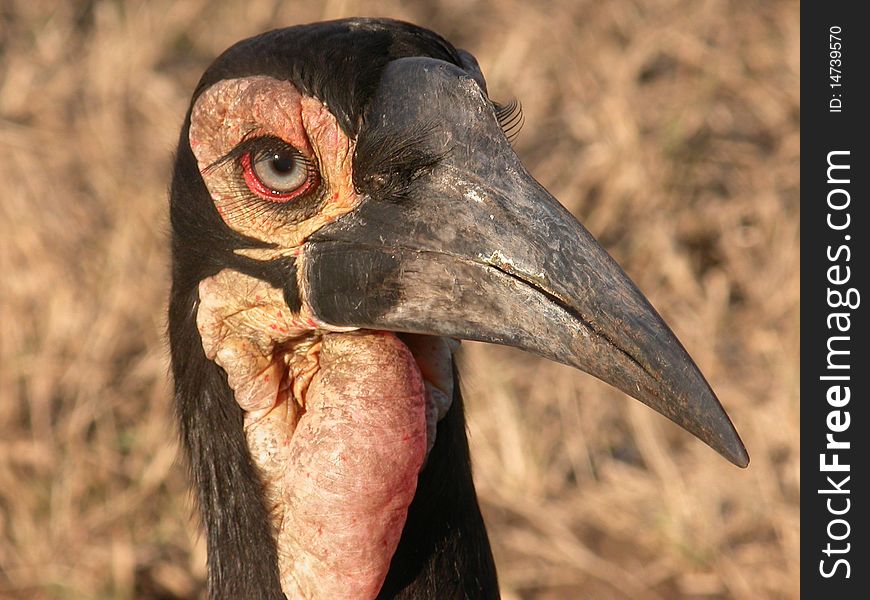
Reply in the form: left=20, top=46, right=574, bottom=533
left=196, top=268, right=453, bottom=599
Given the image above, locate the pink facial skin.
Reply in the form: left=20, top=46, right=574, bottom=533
left=189, top=76, right=360, bottom=252
left=254, top=332, right=427, bottom=600
left=197, top=271, right=428, bottom=599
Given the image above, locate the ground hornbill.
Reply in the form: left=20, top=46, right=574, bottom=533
left=168, top=18, right=748, bottom=600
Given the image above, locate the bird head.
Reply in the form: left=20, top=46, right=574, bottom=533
left=169, top=18, right=747, bottom=599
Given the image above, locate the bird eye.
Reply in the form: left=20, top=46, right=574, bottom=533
left=241, top=145, right=317, bottom=202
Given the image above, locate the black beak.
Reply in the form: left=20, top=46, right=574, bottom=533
left=301, top=58, right=748, bottom=467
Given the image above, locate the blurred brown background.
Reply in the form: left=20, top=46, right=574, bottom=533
left=0, top=1, right=799, bottom=599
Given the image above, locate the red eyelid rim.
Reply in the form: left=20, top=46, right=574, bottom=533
left=240, top=152, right=318, bottom=203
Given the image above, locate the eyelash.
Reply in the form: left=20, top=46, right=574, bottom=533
left=205, top=134, right=320, bottom=203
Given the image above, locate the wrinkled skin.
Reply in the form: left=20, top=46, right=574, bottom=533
left=256, top=331, right=426, bottom=599
left=196, top=268, right=456, bottom=598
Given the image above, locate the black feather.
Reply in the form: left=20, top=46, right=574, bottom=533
left=168, top=286, right=285, bottom=599
left=354, top=120, right=446, bottom=202
left=379, top=364, right=500, bottom=599
left=192, top=18, right=464, bottom=137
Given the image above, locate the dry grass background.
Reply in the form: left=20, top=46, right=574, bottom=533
left=0, top=1, right=799, bottom=598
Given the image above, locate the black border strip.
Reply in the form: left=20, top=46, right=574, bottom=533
left=802, top=4, right=868, bottom=596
